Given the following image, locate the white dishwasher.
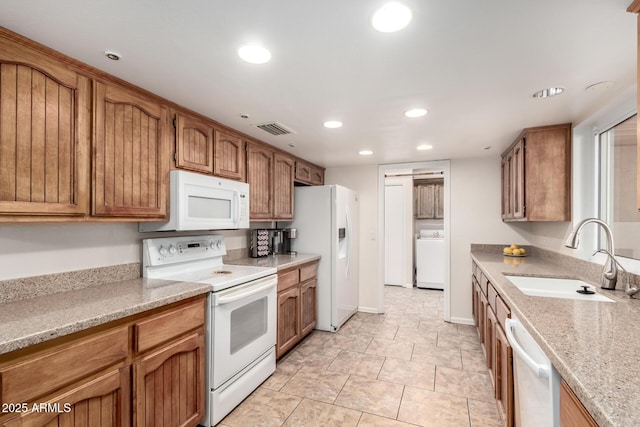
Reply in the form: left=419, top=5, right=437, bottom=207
left=505, top=315, right=560, bottom=427
left=415, top=229, right=444, bottom=289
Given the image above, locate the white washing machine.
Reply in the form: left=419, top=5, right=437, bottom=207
left=416, top=229, right=445, bottom=289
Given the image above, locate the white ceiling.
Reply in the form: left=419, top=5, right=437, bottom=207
left=1, top=0, right=636, bottom=167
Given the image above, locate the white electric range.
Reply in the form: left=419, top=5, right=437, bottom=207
left=142, top=235, right=277, bottom=426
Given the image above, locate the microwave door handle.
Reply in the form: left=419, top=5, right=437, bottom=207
left=235, top=192, right=241, bottom=224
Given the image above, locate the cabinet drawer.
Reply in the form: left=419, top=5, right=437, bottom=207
left=496, top=294, right=511, bottom=331
left=488, top=283, right=498, bottom=312
left=278, top=268, right=300, bottom=292
left=135, top=299, right=205, bottom=353
left=0, top=326, right=129, bottom=405
left=299, top=262, right=318, bottom=282
left=479, top=271, right=488, bottom=295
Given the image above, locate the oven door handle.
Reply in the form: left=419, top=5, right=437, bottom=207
left=214, top=277, right=276, bottom=306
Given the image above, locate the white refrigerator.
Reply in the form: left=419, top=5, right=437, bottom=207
left=289, top=185, right=359, bottom=332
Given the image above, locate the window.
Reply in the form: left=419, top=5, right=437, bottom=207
left=597, top=114, right=640, bottom=260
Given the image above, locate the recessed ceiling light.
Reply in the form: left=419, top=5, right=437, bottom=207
left=238, top=45, right=271, bottom=64
left=405, top=108, right=428, bottom=118
left=288, top=143, right=296, bottom=148
left=323, top=120, right=343, bottom=128
left=532, top=87, right=564, bottom=98
left=417, top=144, right=433, bottom=150
left=585, top=81, right=614, bottom=93
left=484, top=146, right=492, bottom=150
left=104, top=51, right=122, bottom=61
left=359, top=150, right=373, bottom=155
left=372, top=2, right=412, bottom=33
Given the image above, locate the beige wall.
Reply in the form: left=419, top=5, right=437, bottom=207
left=449, top=157, right=530, bottom=322
left=0, top=223, right=248, bottom=281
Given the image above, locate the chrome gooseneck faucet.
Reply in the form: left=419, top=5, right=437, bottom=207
left=564, top=218, right=618, bottom=290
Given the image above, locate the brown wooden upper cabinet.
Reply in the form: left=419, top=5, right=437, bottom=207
left=174, top=112, right=214, bottom=174
left=501, top=123, right=571, bottom=222
left=246, top=142, right=275, bottom=220
left=246, top=142, right=295, bottom=221
left=274, top=152, right=294, bottom=220
left=214, top=129, right=246, bottom=181
left=415, top=181, right=444, bottom=219
left=295, top=159, right=325, bottom=186
left=0, top=32, right=91, bottom=219
left=93, top=81, right=167, bottom=219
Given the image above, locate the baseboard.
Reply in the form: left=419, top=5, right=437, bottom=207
left=358, top=306, right=383, bottom=314
left=449, top=316, right=475, bottom=325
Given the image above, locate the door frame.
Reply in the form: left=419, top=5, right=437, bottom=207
left=377, top=160, right=451, bottom=321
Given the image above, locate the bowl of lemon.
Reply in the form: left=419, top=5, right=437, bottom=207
left=503, top=244, right=527, bottom=257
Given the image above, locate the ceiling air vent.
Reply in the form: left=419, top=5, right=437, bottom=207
left=255, top=122, right=295, bottom=136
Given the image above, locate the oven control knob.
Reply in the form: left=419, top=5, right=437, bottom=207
left=169, top=245, right=177, bottom=255
left=159, top=246, right=168, bottom=256
left=209, top=241, right=216, bottom=250
left=216, top=240, right=222, bottom=249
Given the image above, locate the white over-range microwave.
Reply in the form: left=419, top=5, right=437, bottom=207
left=139, top=170, right=250, bottom=232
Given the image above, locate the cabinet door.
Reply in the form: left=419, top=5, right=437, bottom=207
left=1, top=367, right=130, bottom=427
left=511, top=139, right=525, bottom=219
left=300, top=279, right=317, bottom=337
left=471, top=277, right=477, bottom=326
left=486, top=307, right=497, bottom=391
left=175, top=113, right=213, bottom=174
left=134, top=331, right=206, bottom=427
left=479, top=290, right=487, bottom=357
left=435, top=183, right=445, bottom=219
left=415, top=185, right=435, bottom=219
left=246, top=142, right=274, bottom=220
left=501, top=154, right=513, bottom=219
left=560, top=380, right=598, bottom=427
left=214, top=130, right=245, bottom=181
left=93, top=81, right=167, bottom=218
left=294, top=160, right=312, bottom=183
left=0, top=46, right=90, bottom=218
left=495, top=325, right=514, bottom=427
left=310, top=165, right=324, bottom=185
left=277, top=286, right=301, bottom=359
left=273, top=152, right=294, bottom=220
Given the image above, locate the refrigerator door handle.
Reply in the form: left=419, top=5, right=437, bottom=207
left=345, top=207, right=351, bottom=278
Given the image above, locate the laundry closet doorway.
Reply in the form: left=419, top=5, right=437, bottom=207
left=378, top=160, right=451, bottom=321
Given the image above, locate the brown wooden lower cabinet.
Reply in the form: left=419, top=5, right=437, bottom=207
left=276, top=260, right=318, bottom=359
left=1, top=367, right=131, bottom=427
left=300, top=278, right=317, bottom=336
left=0, top=295, right=207, bottom=427
left=560, top=380, right=598, bottom=427
left=133, top=332, right=205, bottom=427
left=473, top=262, right=514, bottom=427
left=495, top=321, right=514, bottom=427
left=277, top=285, right=301, bottom=357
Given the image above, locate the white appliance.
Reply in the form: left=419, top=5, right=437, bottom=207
left=142, top=235, right=277, bottom=426
left=505, top=316, right=560, bottom=427
left=139, top=170, right=250, bottom=232
left=288, top=185, right=359, bottom=332
left=416, top=229, right=445, bottom=289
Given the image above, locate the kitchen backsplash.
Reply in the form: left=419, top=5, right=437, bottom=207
left=0, top=263, right=140, bottom=304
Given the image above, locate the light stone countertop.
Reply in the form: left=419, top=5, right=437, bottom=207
left=0, top=278, right=211, bottom=356
left=471, top=249, right=640, bottom=427
left=226, top=253, right=320, bottom=271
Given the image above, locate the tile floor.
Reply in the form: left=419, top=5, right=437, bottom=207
left=219, top=286, right=503, bottom=427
